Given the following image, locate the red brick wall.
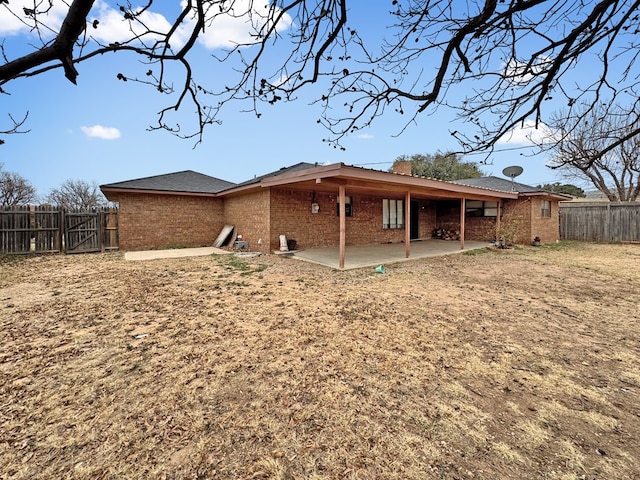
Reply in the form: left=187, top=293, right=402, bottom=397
left=501, top=198, right=532, bottom=245
left=436, top=202, right=497, bottom=241
left=434, top=198, right=561, bottom=244
left=417, top=200, right=437, bottom=239
left=435, top=200, right=464, bottom=237
left=269, top=189, right=420, bottom=249
left=343, top=194, right=407, bottom=245
left=224, top=190, right=271, bottom=252
left=112, top=193, right=225, bottom=250
left=391, top=160, right=412, bottom=175
left=269, top=189, right=334, bottom=249
left=113, top=187, right=561, bottom=251
left=529, top=197, right=560, bottom=243
left=465, top=217, right=499, bottom=241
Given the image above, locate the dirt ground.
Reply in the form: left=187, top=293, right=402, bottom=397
left=1, top=242, right=639, bottom=480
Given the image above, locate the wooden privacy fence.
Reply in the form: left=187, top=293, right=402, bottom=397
left=0, top=206, right=118, bottom=254
left=560, top=202, right=640, bottom=242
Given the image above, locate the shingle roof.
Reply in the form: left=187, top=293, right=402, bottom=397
left=101, top=170, right=236, bottom=194
left=453, top=176, right=543, bottom=194
left=231, top=162, right=321, bottom=188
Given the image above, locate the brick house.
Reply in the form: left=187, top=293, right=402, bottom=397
left=101, top=162, right=568, bottom=267
left=453, top=176, right=567, bottom=246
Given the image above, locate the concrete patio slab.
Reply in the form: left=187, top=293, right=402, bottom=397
left=290, top=240, right=491, bottom=270
left=123, top=240, right=490, bottom=269
left=124, top=246, right=232, bottom=261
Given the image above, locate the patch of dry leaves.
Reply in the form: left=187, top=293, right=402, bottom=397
left=1, top=242, right=639, bottom=479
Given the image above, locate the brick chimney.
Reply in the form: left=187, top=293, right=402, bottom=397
left=391, top=160, right=412, bottom=176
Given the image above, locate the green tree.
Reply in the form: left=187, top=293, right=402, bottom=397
left=537, top=183, right=585, bottom=198
left=0, top=164, right=37, bottom=206
left=393, top=152, right=484, bottom=181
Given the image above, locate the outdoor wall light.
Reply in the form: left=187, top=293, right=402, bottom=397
left=311, top=191, right=320, bottom=213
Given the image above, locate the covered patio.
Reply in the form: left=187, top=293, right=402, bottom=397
left=259, top=163, right=517, bottom=268
left=290, top=239, right=491, bottom=270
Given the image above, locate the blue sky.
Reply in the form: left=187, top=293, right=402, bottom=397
left=1, top=1, right=579, bottom=199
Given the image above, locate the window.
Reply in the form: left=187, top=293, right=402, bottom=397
left=466, top=200, right=498, bottom=217
left=336, top=196, right=353, bottom=217
left=383, top=199, right=404, bottom=229
left=541, top=200, right=551, bottom=218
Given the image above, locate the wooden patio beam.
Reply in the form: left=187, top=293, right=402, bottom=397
left=460, top=198, right=466, bottom=250
left=496, top=200, right=501, bottom=243
left=258, top=164, right=518, bottom=200
left=314, top=178, right=505, bottom=200
left=405, top=191, right=411, bottom=258
left=339, top=185, right=346, bottom=269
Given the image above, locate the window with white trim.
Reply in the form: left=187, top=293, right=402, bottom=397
left=541, top=200, right=551, bottom=218
left=383, top=199, right=404, bottom=229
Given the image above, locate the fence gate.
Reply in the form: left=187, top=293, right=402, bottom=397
left=0, top=206, right=118, bottom=254
left=64, top=210, right=101, bottom=253
left=63, top=208, right=119, bottom=253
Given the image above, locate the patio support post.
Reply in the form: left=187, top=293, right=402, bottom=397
left=405, top=191, right=411, bottom=258
left=339, top=185, right=346, bottom=269
left=496, top=200, right=501, bottom=243
left=459, top=198, right=466, bottom=250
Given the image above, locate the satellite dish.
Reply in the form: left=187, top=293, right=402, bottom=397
left=502, top=165, right=524, bottom=179
left=502, top=165, right=524, bottom=192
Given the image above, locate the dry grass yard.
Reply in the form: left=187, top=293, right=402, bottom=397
left=1, top=242, right=639, bottom=480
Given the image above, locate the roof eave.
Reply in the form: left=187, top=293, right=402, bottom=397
left=100, top=186, right=220, bottom=201
left=259, top=164, right=519, bottom=199
left=519, top=191, right=573, bottom=201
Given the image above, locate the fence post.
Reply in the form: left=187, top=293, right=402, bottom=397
left=100, top=208, right=105, bottom=252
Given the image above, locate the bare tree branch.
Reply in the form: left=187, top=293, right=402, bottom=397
left=1, top=0, right=640, bottom=157
left=0, top=0, right=95, bottom=84
left=46, top=178, right=107, bottom=209
left=0, top=163, right=37, bottom=206
left=547, top=103, right=640, bottom=201
left=0, top=113, right=30, bottom=146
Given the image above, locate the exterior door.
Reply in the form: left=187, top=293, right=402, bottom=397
left=410, top=200, right=420, bottom=240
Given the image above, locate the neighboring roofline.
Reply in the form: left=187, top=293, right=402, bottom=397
left=454, top=175, right=574, bottom=200
left=229, top=161, right=320, bottom=188
left=518, top=191, right=574, bottom=201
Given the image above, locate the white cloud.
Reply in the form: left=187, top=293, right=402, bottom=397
left=498, top=120, right=552, bottom=146
left=89, top=1, right=180, bottom=45
left=1, top=1, right=292, bottom=51
left=194, top=0, right=293, bottom=49
left=0, top=1, right=177, bottom=43
left=81, top=125, right=121, bottom=140
left=503, top=57, right=553, bottom=86
left=89, top=0, right=292, bottom=50
left=0, top=1, right=68, bottom=36
left=357, top=133, right=374, bottom=140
